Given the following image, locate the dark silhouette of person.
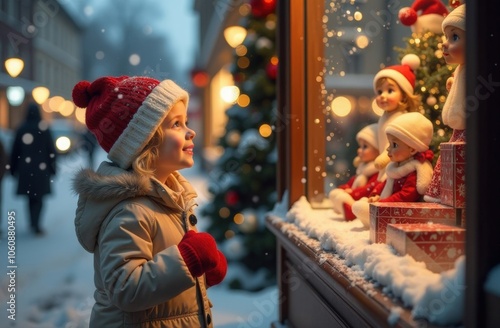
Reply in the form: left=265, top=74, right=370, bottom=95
left=81, top=128, right=98, bottom=168
left=9, top=102, right=57, bottom=236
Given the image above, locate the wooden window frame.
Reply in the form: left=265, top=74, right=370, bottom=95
left=276, top=1, right=500, bottom=327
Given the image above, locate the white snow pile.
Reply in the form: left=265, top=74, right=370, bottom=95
left=279, top=196, right=465, bottom=326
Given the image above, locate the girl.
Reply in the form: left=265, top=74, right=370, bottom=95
left=352, top=112, right=435, bottom=228
left=72, top=76, right=226, bottom=327
left=329, top=123, right=380, bottom=220
left=425, top=4, right=466, bottom=203
left=372, top=54, right=422, bottom=182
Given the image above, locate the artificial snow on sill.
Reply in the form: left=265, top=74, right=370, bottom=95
left=271, top=196, right=465, bottom=326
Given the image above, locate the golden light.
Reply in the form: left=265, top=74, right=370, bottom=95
left=220, top=86, right=240, bottom=103
left=5, top=58, right=24, bottom=77
left=233, top=213, right=244, bottom=225
left=41, top=101, right=52, bottom=113
left=32, top=86, right=50, bottom=104
left=219, top=207, right=230, bottom=218
left=48, top=96, right=65, bottom=112
left=371, top=99, right=384, bottom=116
left=259, top=124, right=273, bottom=138
left=59, top=100, right=75, bottom=117
left=354, top=11, right=363, bottom=21
left=331, top=96, right=352, bottom=117
left=356, top=35, right=369, bottom=49
left=224, top=26, right=247, bottom=48
left=237, top=57, right=250, bottom=69
left=237, top=94, right=250, bottom=107
left=75, top=107, right=86, bottom=124
left=235, top=45, right=248, bottom=56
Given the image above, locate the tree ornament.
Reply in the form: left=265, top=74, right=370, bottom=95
left=225, top=190, right=240, bottom=206
left=256, top=37, right=273, bottom=51
left=426, top=95, right=437, bottom=106
left=250, top=0, right=276, bottom=18
left=266, top=61, right=278, bottom=80
left=449, top=0, right=462, bottom=9
left=239, top=210, right=258, bottom=233
left=226, top=130, right=241, bottom=147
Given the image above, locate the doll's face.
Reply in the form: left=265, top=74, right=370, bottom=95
left=357, top=138, right=379, bottom=163
left=154, top=101, right=196, bottom=181
left=375, top=78, right=404, bottom=112
left=442, top=26, right=465, bottom=65
left=386, top=134, right=416, bottom=163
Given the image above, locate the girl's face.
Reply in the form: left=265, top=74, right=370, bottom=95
left=357, top=138, right=379, bottom=163
left=386, top=134, right=416, bottom=163
left=375, top=78, right=404, bottom=112
left=442, top=26, right=465, bottom=65
left=154, top=101, right=196, bottom=180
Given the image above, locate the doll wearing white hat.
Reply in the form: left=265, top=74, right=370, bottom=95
left=425, top=4, right=466, bottom=203
left=372, top=54, right=422, bottom=183
left=329, top=123, right=381, bottom=221
left=352, top=112, right=435, bottom=228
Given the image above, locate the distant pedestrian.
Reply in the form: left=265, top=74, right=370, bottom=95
left=81, top=128, right=98, bottom=168
left=9, top=102, right=57, bottom=235
left=71, top=76, right=227, bottom=327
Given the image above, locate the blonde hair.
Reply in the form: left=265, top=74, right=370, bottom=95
left=375, top=77, right=421, bottom=112
left=132, top=127, right=164, bottom=176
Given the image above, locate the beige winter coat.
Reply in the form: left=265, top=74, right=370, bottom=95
left=73, top=161, right=213, bottom=328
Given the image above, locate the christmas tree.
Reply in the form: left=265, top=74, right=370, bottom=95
left=396, top=1, right=459, bottom=162
left=200, top=0, right=278, bottom=291
left=395, top=32, right=453, bottom=161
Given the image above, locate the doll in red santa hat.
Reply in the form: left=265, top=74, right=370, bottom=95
left=399, top=0, right=449, bottom=35
left=424, top=3, right=466, bottom=203
left=352, top=112, right=435, bottom=228
left=372, top=54, right=421, bottom=184
left=329, top=123, right=380, bottom=221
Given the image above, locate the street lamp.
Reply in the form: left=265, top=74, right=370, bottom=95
left=4, top=58, right=25, bottom=78
left=32, top=86, right=50, bottom=104
left=224, top=26, right=247, bottom=48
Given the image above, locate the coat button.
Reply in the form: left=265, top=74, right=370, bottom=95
left=189, top=214, right=197, bottom=226
left=206, top=313, right=212, bottom=325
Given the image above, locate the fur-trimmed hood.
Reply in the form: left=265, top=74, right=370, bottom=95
left=380, top=157, right=433, bottom=198
left=72, top=161, right=197, bottom=252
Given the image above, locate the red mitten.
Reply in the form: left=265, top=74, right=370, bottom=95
left=178, top=230, right=219, bottom=277
left=205, top=250, right=227, bottom=287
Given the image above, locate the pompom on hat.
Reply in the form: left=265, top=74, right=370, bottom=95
left=399, top=0, right=449, bottom=34
left=356, top=123, right=378, bottom=150
left=385, top=112, right=434, bottom=152
left=442, top=3, right=465, bottom=32
left=373, top=54, right=420, bottom=96
left=72, top=76, right=189, bottom=169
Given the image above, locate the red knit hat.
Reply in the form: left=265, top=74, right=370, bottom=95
left=373, top=54, right=420, bottom=96
left=399, top=0, right=449, bottom=34
left=72, top=76, right=189, bottom=169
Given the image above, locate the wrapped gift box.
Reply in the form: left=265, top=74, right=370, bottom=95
left=369, top=202, right=457, bottom=243
left=440, top=142, right=466, bottom=208
left=386, top=223, right=466, bottom=273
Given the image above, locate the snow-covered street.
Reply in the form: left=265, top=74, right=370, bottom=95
left=0, top=148, right=278, bottom=327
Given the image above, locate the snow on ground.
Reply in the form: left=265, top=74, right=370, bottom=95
left=0, top=148, right=277, bottom=327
